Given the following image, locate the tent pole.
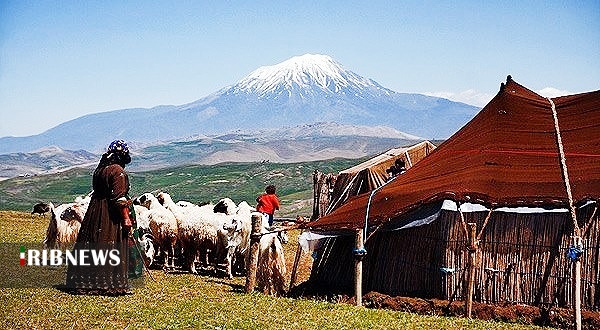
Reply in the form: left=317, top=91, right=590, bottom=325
left=573, top=236, right=582, bottom=330
left=289, top=243, right=303, bottom=291
left=466, top=222, right=478, bottom=318
left=354, top=228, right=364, bottom=306
left=312, top=170, right=322, bottom=219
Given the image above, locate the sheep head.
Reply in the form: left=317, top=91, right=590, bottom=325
left=223, top=218, right=244, bottom=249
left=214, top=198, right=237, bottom=215
left=135, top=193, right=157, bottom=209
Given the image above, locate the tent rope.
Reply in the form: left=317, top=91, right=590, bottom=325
left=325, top=173, right=359, bottom=215
left=364, top=175, right=398, bottom=242
left=547, top=97, right=579, bottom=235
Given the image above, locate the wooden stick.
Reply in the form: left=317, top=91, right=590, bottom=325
left=466, top=222, right=478, bottom=318
left=573, top=235, right=582, bottom=330
left=289, top=243, right=303, bottom=291
left=457, top=202, right=469, bottom=238
left=355, top=228, right=364, bottom=307
left=244, top=214, right=263, bottom=293
left=582, top=204, right=598, bottom=238
left=312, top=170, right=320, bottom=220
left=253, top=224, right=298, bottom=236
left=476, top=209, right=493, bottom=241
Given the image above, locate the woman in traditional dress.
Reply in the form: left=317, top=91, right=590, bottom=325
left=66, top=140, right=135, bottom=295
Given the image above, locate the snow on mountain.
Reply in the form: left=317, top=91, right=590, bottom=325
left=235, top=54, right=381, bottom=95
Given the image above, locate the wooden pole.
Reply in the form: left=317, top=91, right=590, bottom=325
left=245, top=214, right=263, bottom=293
left=466, top=222, right=478, bottom=318
left=573, top=235, right=582, bottom=330
left=355, top=228, right=364, bottom=307
left=312, top=170, right=322, bottom=220
left=289, top=243, right=303, bottom=291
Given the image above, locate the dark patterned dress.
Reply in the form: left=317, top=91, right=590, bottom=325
left=66, top=163, right=131, bottom=294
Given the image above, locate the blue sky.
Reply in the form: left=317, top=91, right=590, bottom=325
left=1, top=1, right=598, bottom=137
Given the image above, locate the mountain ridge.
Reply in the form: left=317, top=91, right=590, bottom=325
left=0, top=122, right=421, bottom=178
left=0, top=53, right=479, bottom=154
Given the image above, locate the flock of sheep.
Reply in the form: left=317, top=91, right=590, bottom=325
left=38, top=192, right=289, bottom=296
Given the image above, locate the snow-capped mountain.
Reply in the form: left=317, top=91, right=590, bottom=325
left=235, top=54, right=382, bottom=95
left=0, top=54, right=479, bottom=154
left=178, top=53, right=478, bottom=139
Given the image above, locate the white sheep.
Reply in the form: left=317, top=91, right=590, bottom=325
left=189, top=199, right=237, bottom=272
left=133, top=204, right=151, bottom=234
left=213, top=197, right=238, bottom=215
left=43, top=195, right=91, bottom=249
left=256, top=212, right=288, bottom=296
left=183, top=198, right=248, bottom=278
left=156, top=192, right=221, bottom=274
left=132, top=203, right=156, bottom=267
left=222, top=201, right=256, bottom=278
left=176, top=200, right=197, bottom=208
left=135, top=193, right=178, bottom=271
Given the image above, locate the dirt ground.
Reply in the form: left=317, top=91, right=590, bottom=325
left=357, top=292, right=600, bottom=329
left=289, top=283, right=600, bottom=329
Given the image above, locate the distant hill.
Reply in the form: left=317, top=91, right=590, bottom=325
left=0, top=146, right=97, bottom=179
left=0, top=54, right=478, bottom=154
left=133, top=122, right=421, bottom=171
left=0, top=122, right=420, bottom=178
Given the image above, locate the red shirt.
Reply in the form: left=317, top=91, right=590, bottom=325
left=256, top=193, right=280, bottom=215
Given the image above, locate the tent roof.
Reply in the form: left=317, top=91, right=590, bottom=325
left=306, top=78, right=600, bottom=231
left=324, top=141, right=436, bottom=214
left=340, top=141, right=436, bottom=175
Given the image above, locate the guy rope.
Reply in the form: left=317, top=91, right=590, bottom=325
left=548, top=96, right=582, bottom=330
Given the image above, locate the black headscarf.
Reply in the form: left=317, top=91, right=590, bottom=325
left=97, top=151, right=131, bottom=169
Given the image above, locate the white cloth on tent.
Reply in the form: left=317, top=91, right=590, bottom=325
left=298, top=231, right=337, bottom=253
left=441, top=200, right=569, bottom=213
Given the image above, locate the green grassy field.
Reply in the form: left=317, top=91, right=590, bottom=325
left=0, top=157, right=552, bottom=328
left=0, top=158, right=361, bottom=215
left=0, top=210, right=551, bottom=329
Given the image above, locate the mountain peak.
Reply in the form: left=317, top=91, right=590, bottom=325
left=235, top=53, right=377, bottom=95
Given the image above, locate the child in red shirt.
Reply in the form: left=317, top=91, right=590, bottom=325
left=256, top=185, right=280, bottom=227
